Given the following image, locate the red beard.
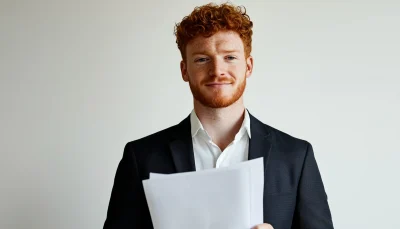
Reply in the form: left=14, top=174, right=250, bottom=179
left=189, top=76, right=246, bottom=108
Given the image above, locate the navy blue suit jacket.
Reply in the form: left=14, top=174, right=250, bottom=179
left=104, top=112, right=334, bottom=229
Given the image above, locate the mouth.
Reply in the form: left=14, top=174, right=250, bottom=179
left=205, top=83, right=232, bottom=87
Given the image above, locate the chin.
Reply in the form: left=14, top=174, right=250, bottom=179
left=202, top=96, right=239, bottom=108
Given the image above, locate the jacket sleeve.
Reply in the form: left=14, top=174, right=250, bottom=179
left=103, top=142, right=153, bottom=229
left=292, top=142, right=334, bottom=229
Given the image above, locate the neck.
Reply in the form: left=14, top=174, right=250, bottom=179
left=193, top=97, right=246, bottom=151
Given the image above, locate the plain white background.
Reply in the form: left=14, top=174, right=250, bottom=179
left=1, top=0, right=399, bottom=228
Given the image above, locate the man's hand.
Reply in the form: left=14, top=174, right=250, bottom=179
left=252, top=223, right=274, bottom=229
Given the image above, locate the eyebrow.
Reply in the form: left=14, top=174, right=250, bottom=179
left=190, top=49, right=241, bottom=56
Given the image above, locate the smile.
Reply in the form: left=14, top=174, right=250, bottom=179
left=206, top=83, right=232, bottom=87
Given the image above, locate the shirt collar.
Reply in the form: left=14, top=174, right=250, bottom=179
left=190, top=109, right=252, bottom=139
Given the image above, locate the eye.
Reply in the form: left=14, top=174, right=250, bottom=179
left=195, top=57, right=208, bottom=63
left=226, top=56, right=237, bottom=60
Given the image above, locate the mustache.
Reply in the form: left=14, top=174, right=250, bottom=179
left=202, top=77, right=234, bottom=85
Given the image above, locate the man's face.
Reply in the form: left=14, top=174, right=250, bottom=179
left=180, top=30, right=253, bottom=108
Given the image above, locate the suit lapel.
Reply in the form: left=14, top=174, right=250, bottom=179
left=169, top=111, right=273, bottom=173
left=169, top=115, right=196, bottom=173
left=248, top=110, right=273, bottom=173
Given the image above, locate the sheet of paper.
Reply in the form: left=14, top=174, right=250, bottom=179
left=143, top=158, right=264, bottom=229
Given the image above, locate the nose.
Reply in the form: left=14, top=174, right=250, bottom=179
left=208, top=58, right=226, bottom=77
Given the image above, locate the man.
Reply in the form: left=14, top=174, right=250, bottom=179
left=104, top=3, right=334, bottom=229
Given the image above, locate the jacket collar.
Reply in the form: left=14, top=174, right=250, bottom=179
left=169, top=109, right=272, bottom=173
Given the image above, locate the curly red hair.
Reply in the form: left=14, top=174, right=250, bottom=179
left=174, top=2, right=253, bottom=60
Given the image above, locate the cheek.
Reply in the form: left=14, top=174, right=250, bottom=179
left=188, top=67, right=207, bottom=80
left=229, top=65, right=246, bottom=78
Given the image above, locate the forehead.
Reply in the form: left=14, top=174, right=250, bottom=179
left=186, top=31, right=244, bottom=54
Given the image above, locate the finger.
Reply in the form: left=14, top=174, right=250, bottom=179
left=252, top=223, right=274, bottom=229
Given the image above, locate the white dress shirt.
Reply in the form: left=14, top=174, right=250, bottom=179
left=190, top=109, right=252, bottom=171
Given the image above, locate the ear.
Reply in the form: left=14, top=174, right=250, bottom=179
left=180, top=60, right=189, bottom=82
left=245, top=55, right=254, bottom=78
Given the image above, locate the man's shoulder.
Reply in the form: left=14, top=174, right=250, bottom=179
left=126, top=123, right=182, bottom=149
left=251, top=114, right=310, bottom=151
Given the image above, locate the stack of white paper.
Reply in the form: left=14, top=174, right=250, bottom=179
left=142, top=158, right=264, bottom=229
